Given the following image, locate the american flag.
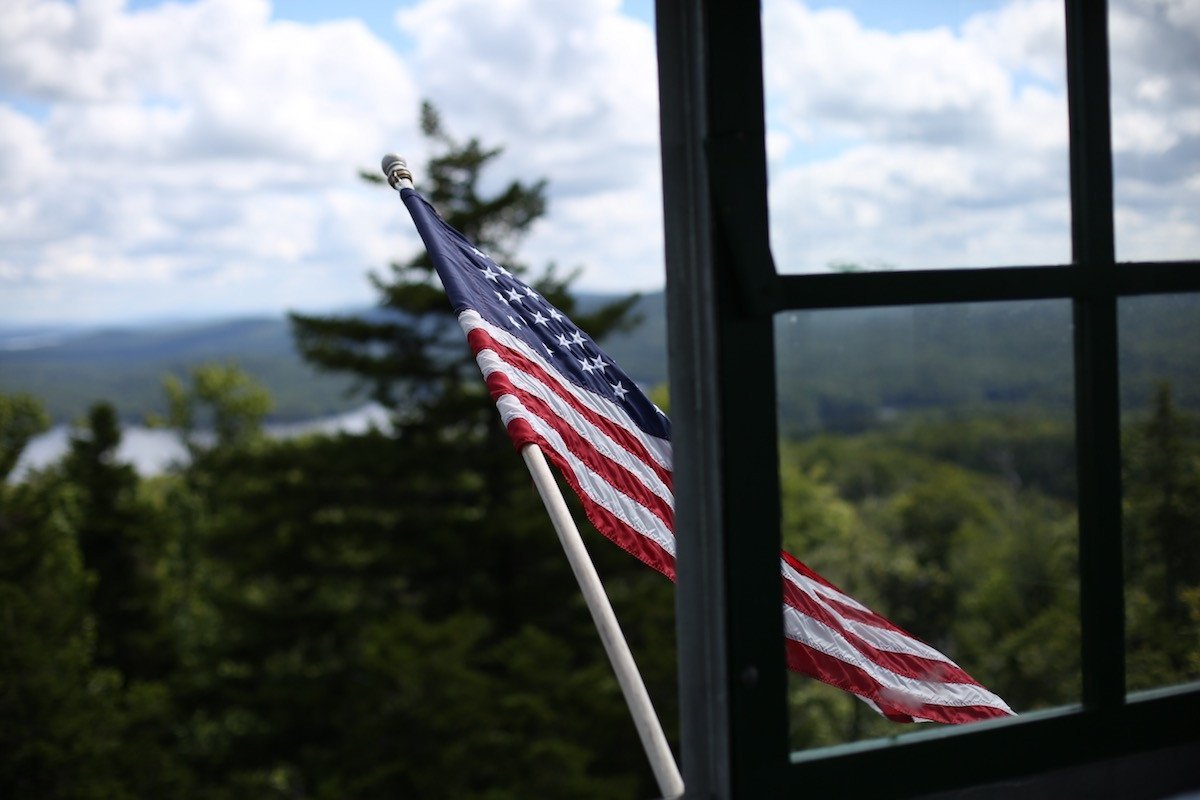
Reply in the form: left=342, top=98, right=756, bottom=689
left=400, top=187, right=1014, bottom=725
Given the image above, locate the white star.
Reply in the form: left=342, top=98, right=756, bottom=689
left=525, top=286, right=538, bottom=299
left=495, top=290, right=507, bottom=303
left=548, top=308, right=563, bottom=322
left=509, top=315, right=522, bottom=328
left=498, top=265, right=513, bottom=277
left=579, top=358, right=595, bottom=373
left=544, top=344, right=554, bottom=356
left=611, top=382, right=629, bottom=400
left=590, top=356, right=606, bottom=372
left=482, top=265, right=500, bottom=282
left=557, top=333, right=571, bottom=348
left=506, top=287, right=523, bottom=303
left=569, top=331, right=586, bottom=347
left=471, top=247, right=489, bottom=260
left=530, top=310, right=549, bottom=325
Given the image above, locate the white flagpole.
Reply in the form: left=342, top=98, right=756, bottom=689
left=383, top=154, right=683, bottom=798
left=520, top=444, right=684, bottom=799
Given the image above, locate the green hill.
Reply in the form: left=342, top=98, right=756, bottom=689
left=2, top=292, right=1195, bottom=429
left=0, top=317, right=357, bottom=423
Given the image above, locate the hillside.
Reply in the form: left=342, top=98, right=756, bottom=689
left=0, top=316, right=358, bottom=423
left=1, top=292, right=1196, bottom=429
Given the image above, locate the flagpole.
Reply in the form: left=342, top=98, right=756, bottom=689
left=520, top=443, right=685, bottom=799
left=384, top=152, right=683, bottom=798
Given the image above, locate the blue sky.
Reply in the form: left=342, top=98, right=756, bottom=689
left=0, top=0, right=1195, bottom=325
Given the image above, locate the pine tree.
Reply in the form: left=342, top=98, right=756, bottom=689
left=64, top=402, right=175, bottom=682
left=290, top=100, right=638, bottom=415
left=289, top=99, right=646, bottom=635
left=177, top=103, right=673, bottom=797
left=1125, top=382, right=1200, bottom=686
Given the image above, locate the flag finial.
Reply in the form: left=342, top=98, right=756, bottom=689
left=381, top=153, right=413, bottom=190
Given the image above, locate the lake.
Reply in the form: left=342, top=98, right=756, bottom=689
left=11, top=403, right=392, bottom=481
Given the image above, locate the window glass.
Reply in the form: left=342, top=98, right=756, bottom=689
left=1109, top=1, right=1200, bottom=263
left=760, top=0, right=1070, bottom=273
left=1120, top=293, right=1200, bottom=694
left=775, top=300, right=1080, bottom=750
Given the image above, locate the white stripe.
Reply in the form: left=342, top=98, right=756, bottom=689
left=781, top=559, right=872, bottom=613
left=781, top=561, right=955, bottom=664
left=459, top=310, right=673, bottom=470
left=782, top=605, right=1013, bottom=712
left=494, top=394, right=677, bottom=559
left=858, top=697, right=934, bottom=724
left=475, top=348, right=674, bottom=507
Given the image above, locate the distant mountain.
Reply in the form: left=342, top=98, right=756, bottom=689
left=1, top=291, right=1195, bottom=432
left=0, top=294, right=666, bottom=425
left=0, top=316, right=358, bottom=423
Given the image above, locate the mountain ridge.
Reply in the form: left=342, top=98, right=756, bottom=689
left=2, top=291, right=1196, bottom=432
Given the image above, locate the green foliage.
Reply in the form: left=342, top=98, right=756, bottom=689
left=0, top=397, right=192, bottom=798
left=64, top=403, right=177, bottom=681
left=0, top=392, right=49, bottom=482
left=1124, top=383, right=1200, bottom=690
left=780, top=419, right=1081, bottom=748
left=155, top=363, right=273, bottom=456
left=176, top=103, right=665, bottom=796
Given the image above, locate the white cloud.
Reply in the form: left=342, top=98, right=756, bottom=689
left=0, top=106, right=55, bottom=196
left=761, top=0, right=1200, bottom=272
left=762, top=0, right=1072, bottom=271
left=0, top=0, right=422, bottom=323
left=396, top=0, right=664, bottom=290
left=1108, top=0, right=1200, bottom=261
left=0, top=0, right=1194, bottom=326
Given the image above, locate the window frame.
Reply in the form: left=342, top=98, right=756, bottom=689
left=654, top=2, right=1200, bottom=797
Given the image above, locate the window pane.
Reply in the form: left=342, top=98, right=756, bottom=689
left=761, top=1, right=1070, bottom=273
left=1109, top=1, right=1200, bottom=262
left=775, top=300, right=1079, bottom=750
left=1120, top=293, right=1200, bottom=694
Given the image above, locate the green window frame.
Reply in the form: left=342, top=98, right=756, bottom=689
left=654, top=2, right=1200, bottom=797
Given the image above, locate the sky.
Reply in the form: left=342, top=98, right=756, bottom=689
left=0, top=0, right=1196, bottom=325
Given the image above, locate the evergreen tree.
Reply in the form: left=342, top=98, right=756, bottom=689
left=288, top=98, right=648, bottom=649
left=291, top=100, right=638, bottom=414
left=1125, top=382, right=1200, bottom=688
left=1, top=396, right=194, bottom=798
left=64, top=402, right=175, bottom=682
left=173, top=104, right=672, bottom=797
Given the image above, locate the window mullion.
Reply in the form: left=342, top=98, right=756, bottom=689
left=1064, top=0, right=1124, bottom=709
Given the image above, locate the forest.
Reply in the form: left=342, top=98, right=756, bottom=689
left=2, top=105, right=1198, bottom=798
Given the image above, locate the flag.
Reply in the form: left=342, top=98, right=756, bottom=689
left=399, top=187, right=1014, bottom=725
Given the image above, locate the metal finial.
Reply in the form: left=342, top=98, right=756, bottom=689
left=381, top=153, right=413, bottom=189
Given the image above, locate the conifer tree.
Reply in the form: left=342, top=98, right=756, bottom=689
left=1125, top=382, right=1200, bottom=686
left=288, top=100, right=646, bottom=634
left=290, top=100, right=638, bottom=416
left=64, top=402, right=175, bottom=681
left=179, top=103, right=672, bottom=797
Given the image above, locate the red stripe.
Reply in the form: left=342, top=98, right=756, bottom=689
left=782, top=550, right=916, bottom=637
left=781, top=578, right=980, bottom=685
left=528, top=426, right=678, bottom=581
left=784, top=639, right=1012, bottom=725
left=485, top=372, right=674, bottom=527
left=467, top=327, right=673, bottom=489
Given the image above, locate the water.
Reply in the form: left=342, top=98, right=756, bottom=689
left=10, top=403, right=391, bottom=481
